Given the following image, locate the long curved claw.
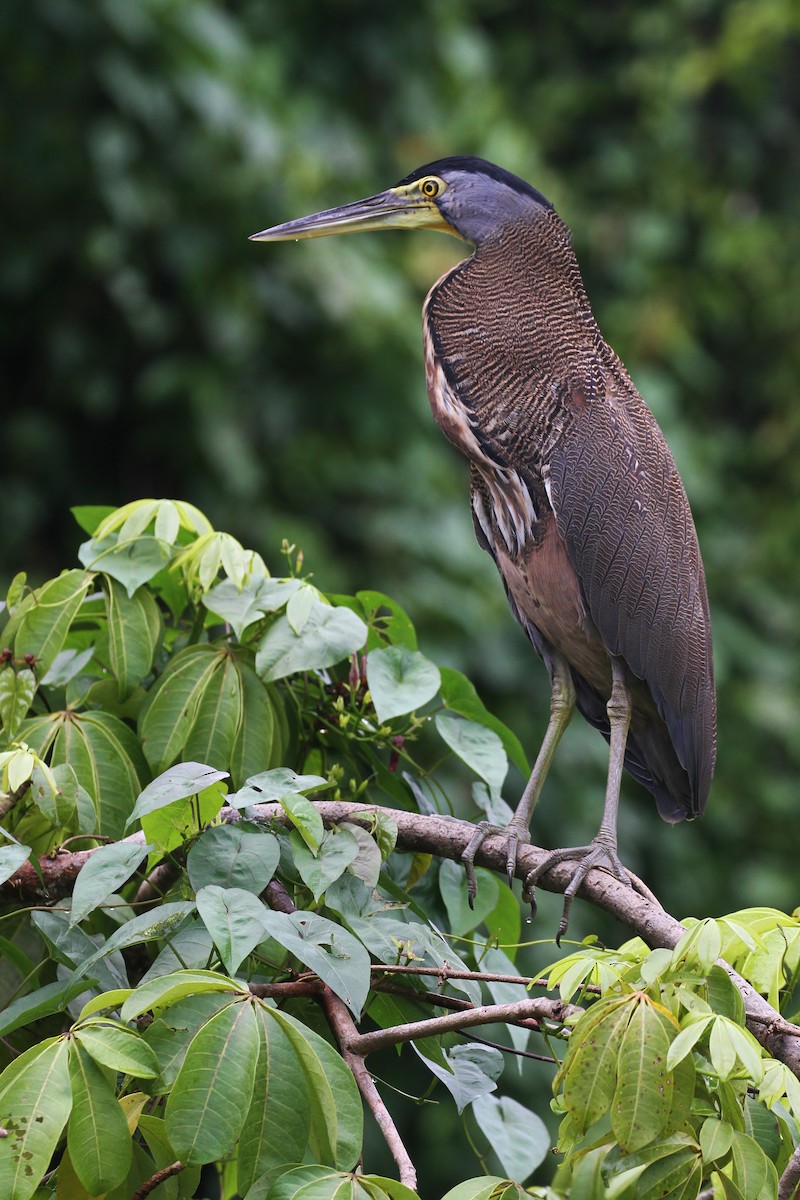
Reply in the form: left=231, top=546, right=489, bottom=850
left=522, top=838, right=634, bottom=943
left=460, top=820, right=530, bottom=908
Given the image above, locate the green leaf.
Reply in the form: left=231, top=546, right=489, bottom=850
left=266, top=1165, right=357, bottom=1200
left=79, top=532, right=174, bottom=595
left=356, top=590, right=418, bottom=650
left=141, top=991, right=237, bottom=1093
left=0, top=1038, right=72, bottom=1200
left=75, top=1022, right=160, bottom=1078
left=228, top=767, right=329, bottom=808
left=237, top=1003, right=312, bottom=1193
left=67, top=1041, right=132, bottom=1193
left=76, top=901, right=197, bottom=977
left=103, top=577, right=161, bottom=698
left=366, top=647, right=441, bottom=722
left=69, top=840, right=153, bottom=926
left=729, top=1130, right=776, bottom=1200
left=21, top=709, right=149, bottom=838
left=255, top=600, right=367, bottom=681
left=612, top=997, right=675, bottom=1152
left=434, top=711, right=508, bottom=790
left=280, top=792, right=325, bottom=852
left=231, top=658, right=276, bottom=787
left=5, top=569, right=93, bottom=679
left=269, top=1006, right=362, bottom=1170
left=439, top=1179, right=524, bottom=1200
left=340, top=821, right=382, bottom=886
left=439, top=666, right=530, bottom=777
left=259, top=909, right=371, bottom=1018
left=0, top=667, right=36, bottom=736
left=196, top=885, right=268, bottom=975
left=700, top=1117, right=735, bottom=1164
left=187, top=823, right=280, bottom=893
left=138, top=644, right=224, bottom=772
left=127, top=761, right=229, bottom=827
left=290, top=826, right=360, bottom=900
left=0, top=843, right=31, bottom=885
left=140, top=780, right=227, bottom=858
left=416, top=1043, right=503, bottom=1114
left=121, top=969, right=242, bottom=1023
left=0, top=979, right=89, bottom=1038
left=667, top=1015, right=713, bottom=1070
left=40, top=645, right=96, bottom=687
left=471, top=1094, right=550, bottom=1182
left=183, top=648, right=243, bottom=768
left=165, top=999, right=260, bottom=1165
left=439, top=858, right=499, bottom=936
left=561, top=996, right=632, bottom=1133
left=71, top=504, right=116, bottom=536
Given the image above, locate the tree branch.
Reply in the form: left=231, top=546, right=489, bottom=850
left=5, top=799, right=800, bottom=1075
left=344, top=997, right=580, bottom=1057
left=264, top=879, right=418, bottom=1190
left=131, top=1161, right=184, bottom=1199
left=779, top=1144, right=800, bottom=1200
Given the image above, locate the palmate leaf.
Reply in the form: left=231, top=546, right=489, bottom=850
left=4, top=569, right=94, bottom=679
left=67, top=1040, right=132, bottom=1194
left=0, top=1038, right=72, bottom=1200
left=165, top=998, right=260, bottom=1165
left=74, top=1021, right=160, bottom=1078
left=19, top=709, right=149, bottom=838
left=0, top=667, right=36, bottom=737
left=230, top=657, right=276, bottom=786
left=103, top=577, right=161, bottom=698
left=268, top=1006, right=362, bottom=1170
left=611, top=995, right=677, bottom=1152
left=237, top=1003, right=312, bottom=1193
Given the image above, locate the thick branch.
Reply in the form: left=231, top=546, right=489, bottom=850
left=5, top=800, right=800, bottom=1075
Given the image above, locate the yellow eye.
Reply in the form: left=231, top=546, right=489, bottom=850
left=420, top=177, right=443, bottom=199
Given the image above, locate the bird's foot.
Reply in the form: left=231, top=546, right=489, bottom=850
left=522, top=836, right=632, bottom=945
left=460, top=820, right=531, bottom=908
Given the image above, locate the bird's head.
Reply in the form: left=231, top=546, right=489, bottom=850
left=250, top=156, right=554, bottom=248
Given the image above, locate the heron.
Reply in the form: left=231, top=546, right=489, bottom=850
left=251, top=156, right=716, bottom=936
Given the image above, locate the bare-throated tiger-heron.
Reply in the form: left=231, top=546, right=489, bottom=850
left=251, top=156, right=716, bottom=937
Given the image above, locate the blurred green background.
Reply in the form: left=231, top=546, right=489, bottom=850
left=3, top=0, right=800, bottom=1187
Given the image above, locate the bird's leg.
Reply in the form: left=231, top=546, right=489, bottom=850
left=523, top=657, right=633, bottom=941
left=461, top=656, right=575, bottom=905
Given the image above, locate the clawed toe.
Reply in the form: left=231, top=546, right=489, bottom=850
left=460, top=820, right=530, bottom=908
left=522, top=840, right=635, bottom=943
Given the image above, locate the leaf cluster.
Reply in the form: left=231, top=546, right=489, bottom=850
left=1, top=503, right=799, bottom=1200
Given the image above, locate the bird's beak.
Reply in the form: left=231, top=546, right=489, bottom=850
left=249, top=185, right=456, bottom=242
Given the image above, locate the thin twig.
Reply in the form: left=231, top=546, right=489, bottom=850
left=131, top=1161, right=184, bottom=1199
left=372, top=963, right=547, bottom=987
left=346, top=997, right=579, bottom=1057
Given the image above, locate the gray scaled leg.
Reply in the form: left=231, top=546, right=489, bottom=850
left=461, top=654, right=576, bottom=905
left=523, top=656, right=634, bottom=942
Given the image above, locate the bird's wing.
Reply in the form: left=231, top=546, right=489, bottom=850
left=545, top=379, right=716, bottom=813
